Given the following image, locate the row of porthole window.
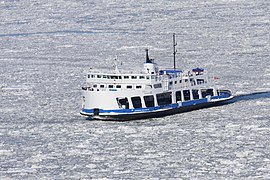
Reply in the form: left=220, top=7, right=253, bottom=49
left=88, top=74, right=205, bottom=85
left=170, top=79, right=205, bottom=85
left=89, top=78, right=206, bottom=89
left=88, top=74, right=155, bottom=80
left=92, top=84, right=142, bottom=89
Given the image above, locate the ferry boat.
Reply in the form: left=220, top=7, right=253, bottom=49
left=80, top=35, right=233, bottom=121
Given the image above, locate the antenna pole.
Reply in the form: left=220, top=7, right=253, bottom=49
left=173, top=33, right=177, bottom=71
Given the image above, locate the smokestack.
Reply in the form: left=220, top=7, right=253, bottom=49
left=145, top=48, right=151, bottom=63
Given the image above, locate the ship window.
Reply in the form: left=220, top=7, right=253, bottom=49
left=201, top=89, right=207, bottom=98
left=156, top=92, right=172, bottom=106
left=108, top=85, right=113, bottom=88
left=146, top=85, right=152, bottom=89
left=93, top=84, right=97, bottom=88
left=197, top=79, right=204, bottom=84
left=110, top=76, right=118, bottom=79
left=139, top=76, right=145, bottom=79
left=103, top=75, right=107, bottom=79
left=124, top=76, right=129, bottom=79
left=127, top=85, right=132, bottom=89
left=136, top=85, right=142, bottom=89
left=88, top=74, right=90, bottom=78
left=190, top=79, right=196, bottom=86
left=91, top=75, right=95, bottom=78
left=192, top=89, right=199, bottom=99
left=131, top=76, right=137, bottom=79
left=183, top=90, right=190, bottom=101
left=146, top=76, right=150, bottom=79
left=153, top=83, right=162, bottom=88
left=207, top=89, right=214, bottom=96
left=185, top=79, right=188, bottom=82
left=201, top=89, right=214, bottom=98
left=176, top=91, right=182, bottom=102
left=131, top=96, right=142, bottom=108
left=100, top=85, right=105, bottom=88
left=144, top=95, right=155, bottom=107
left=97, top=75, right=101, bottom=78
left=169, top=82, right=173, bottom=85
left=116, top=85, right=121, bottom=88
left=175, top=81, right=177, bottom=84
left=151, top=75, right=155, bottom=79
left=179, top=80, right=182, bottom=83
left=116, top=97, right=129, bottom=109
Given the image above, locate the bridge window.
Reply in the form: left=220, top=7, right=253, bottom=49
left=136, top=85, right=142, bottom=89
left=108, top=85, right=113, bottom=88
left=131, top=76, right=137, bottom=79
left=183, top=90, right=190, bottom=101
left=100, top=85, right=105, bottom=88
left=97, top=75, right=101, bottom=78
left=131, top=96, right=142, bottom=108
left=176, top=91, right=182, bottom=102
left=156, top=92, right=172, bottom=106
left=144, top=95, right=155, bottom=107
left=127, top=85, right=132, bottom=89
left=116, top=85, right=121, bottom=88
left=124, top=76, right=129, bottom=79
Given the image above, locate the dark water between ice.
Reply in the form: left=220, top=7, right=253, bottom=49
left=1, top=0, right=270, bottom=179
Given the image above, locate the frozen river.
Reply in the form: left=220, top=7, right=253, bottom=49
left=1, top=0, right=270, bottom=179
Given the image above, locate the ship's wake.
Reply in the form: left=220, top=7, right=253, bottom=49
left=232, top=91, right=270, bottom=103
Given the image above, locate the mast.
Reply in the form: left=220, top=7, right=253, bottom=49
left=173, top=33, right=177, bottom=70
